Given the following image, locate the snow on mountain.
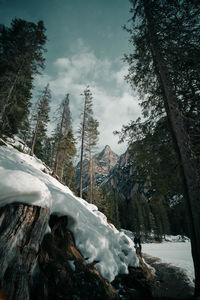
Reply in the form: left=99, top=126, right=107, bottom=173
left=0, top=139, right=139, bottom=282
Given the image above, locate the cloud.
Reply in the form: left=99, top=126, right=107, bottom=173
left=34, top=43, right=141, bottom=154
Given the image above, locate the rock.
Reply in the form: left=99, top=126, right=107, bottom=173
left=112, top=253, right=156, bottom=299
left=0, top=204, right=156, bottom=300
left=107, top=144, right=148, bottom=201
left=76, top=145, right=119, bottom=188
left=33, top=214, right=119, bottom=300
left=0, top=203, right=50, bottom=300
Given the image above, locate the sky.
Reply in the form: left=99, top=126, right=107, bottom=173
left=0, top=0, right=141, bottom=155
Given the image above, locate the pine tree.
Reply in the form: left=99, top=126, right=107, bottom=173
left=0, top=19, right=47, bottom=136
left=169, top=199, right=189, bottom=237
left=42, top=136, right=54, bottom=167
left=52, top=94, right=76, bottom=185
left=85, top=117, right=99, bottom=203
left=30, top=84, right=51, bottom=157
left=150, top=199, right=170, bottom=240
left=62, top=157, right=77, bottom=193
left=122, top=1, right=200, bottom=294
left=53, top=94, right=71, bottom=177
left=98, top=186, right=121, bottom=229
left=79, top=87, right=99, bottom=199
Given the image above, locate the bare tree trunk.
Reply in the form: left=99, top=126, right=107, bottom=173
left=22, top=132, right=29, bottom=152
left=53, top=99, right=68, bottom=177
left=30, top=112, right=40, bottom=156
left=53, top=147, right=60, bottom=177
left=60, top=149, right=67, bottom=182
left=22, top=102, right=38, bottom=152
left=79, top=98, right=87, bottom=198
left=143, top=1, right=200, bottom=295
left=0, top=203, right=49, bottom=300
left=89, top=141, right=93, bottom=203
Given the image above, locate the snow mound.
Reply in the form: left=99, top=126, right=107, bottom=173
left=0, top=142, right=139, bottom=282
left=0, top=168, right=51, bottom=208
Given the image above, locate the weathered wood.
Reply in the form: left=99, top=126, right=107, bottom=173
left=0, top=203, right=50, bottom=300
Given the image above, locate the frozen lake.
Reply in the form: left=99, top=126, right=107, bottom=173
left=142, top=241, right=194, bottom=279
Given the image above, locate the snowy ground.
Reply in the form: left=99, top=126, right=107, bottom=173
left=143, top=241, right=194, bottom=280
left=0, top=138, right=138, bottom=282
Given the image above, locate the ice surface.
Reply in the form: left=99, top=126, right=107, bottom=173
left=0, top=142, right=138, bottom=282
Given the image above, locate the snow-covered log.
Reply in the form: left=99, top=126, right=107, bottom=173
left=0, top=203, right=49, bottom=300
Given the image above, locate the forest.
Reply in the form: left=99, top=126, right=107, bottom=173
left=0, top=0, right=200, bottom=296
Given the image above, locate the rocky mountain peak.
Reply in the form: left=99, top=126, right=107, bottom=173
left=103, top=145, right=111, bottom=153
left=98, top=145, right=114, bottom=160
left=76, top=145, right=119, bottom=188
left=94, top=145, right=119, bottom=173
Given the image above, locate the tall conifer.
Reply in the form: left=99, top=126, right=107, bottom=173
left=121, top=1, right=200, bottom=294
left=0, top=19, right=46, bottom=136
left=79, top=87, right=99, bottom=199
left=30, top=84, right=51, bottom=157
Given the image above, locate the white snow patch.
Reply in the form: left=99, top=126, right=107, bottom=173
left=0, top=142, right=139, bottom=282
left=0, top=169, right=51, bottom=208
left=143, top=242, right=194, bottom=281
left=68, top=260, right=76, bottom=271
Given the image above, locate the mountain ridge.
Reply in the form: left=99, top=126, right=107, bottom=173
left=76, top=145, right=119, bottom=189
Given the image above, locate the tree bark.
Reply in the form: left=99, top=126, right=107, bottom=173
left=143, top=1, right=200, bottom=295
left=0, top=203, right=50, bottom=300
left=60, top=148, right=67, bottom=181
left=53, top=107, right=65, bottom=177
left=79, top=97, right=87, bottom=198
left=30, top=111, right=40, bottom=156
left=89, top=141, right=93, bottom=203
left=53, top=95, right=70, bottom=178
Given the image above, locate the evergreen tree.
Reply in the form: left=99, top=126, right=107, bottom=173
left=120, top=1, right=200, bottom=294
left=18, top=116, right=31, bottom=151
left=30, top=84, right=51, bottom=157
left=0, top=18, right=47, bottom=136
left=98, top=186, right=121, bottom=229
left=86, top=184, right=102, bottom=208
left=20, top=100, right=39, bottom=152
left=60, top=130, right=76, bottom=187
left=169, top=198, right=189, bottom=237
left=150, top=199, right=170, bottom=240
left=42, top=136, right=55, bottom=167
left=53, top=94, right=70, bottom=177
left=62, top=157, right=77, bottom=193
left=52, top=94, right=76, bottom=185
left=85, top=116, right=99, bottom=203
left=79, top=87, right=99, bottom=199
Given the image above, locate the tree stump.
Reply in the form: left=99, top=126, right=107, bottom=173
left=0, top=203, right=50, bottom=300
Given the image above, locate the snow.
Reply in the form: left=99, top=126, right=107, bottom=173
left=68, top=260, right=76, bottom=271
left=121, top=229, right=194, bottom=282
left=143, top=241, right=194, bottom=281
left=0, top=140, right=139, bottom=282
left=0, top=169, right=51, bottom=208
